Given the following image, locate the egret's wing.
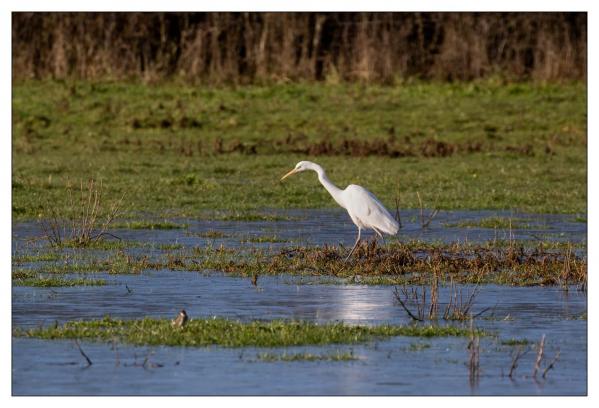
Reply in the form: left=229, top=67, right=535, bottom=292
left=343, top=185, right=399, bottom=235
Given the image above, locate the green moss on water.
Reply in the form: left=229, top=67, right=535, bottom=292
left=13, top=317, right=477, bottom=347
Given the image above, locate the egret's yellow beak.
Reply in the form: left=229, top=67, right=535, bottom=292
left=281, top=168, right=299, bottom=181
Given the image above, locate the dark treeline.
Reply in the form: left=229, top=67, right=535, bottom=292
left=12, top=12, right=586, bottom=83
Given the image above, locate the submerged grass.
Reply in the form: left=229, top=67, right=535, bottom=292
left=13, top=316, right=475, bottom=347
left=255, top=351, right=357, bottom=362
left=113, top=221, right=188, bottom=230
left=407, top=342, right=432, bottom=352
left=60, top=239, right=144, bottom=250
left=501, top=338, right=531, bottom=346
left=213, top=212, right=295, bottom=222
left=191, top=230, right=230, bottom=239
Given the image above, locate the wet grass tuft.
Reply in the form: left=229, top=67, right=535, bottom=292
left=192, top=230, right=230, bottom=239
left=13, top=274, right=106, bottom=287
left=241, top=234, right=289, bottom=243
left=501, top=338, right=531, bottom=346
left=407, top=342, right=432, bottom=352
left=443, top=217, right=547, bottom=230
left=113, top=221, right=188, bottom=230
left=14, top=316, right=476, bottom=347
left=12, top=252, right=61, bottom=264
left=255, top=350, right=357, bottom=362
left=214, top=212, right=295, bottom=222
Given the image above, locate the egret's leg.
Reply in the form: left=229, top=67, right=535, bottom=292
left=344, top=228, right=362, bottom=262
left=372, top=227, right=385, bottom=245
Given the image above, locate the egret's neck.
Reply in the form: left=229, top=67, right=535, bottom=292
left=312, top=165, right=345, bottom=209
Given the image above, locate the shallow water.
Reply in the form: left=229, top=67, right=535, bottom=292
left=12, top=209, right=587, bottom=252
left=12, top=209, right=587, bottom=395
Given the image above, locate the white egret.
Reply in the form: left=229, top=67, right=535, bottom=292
left=281, top=161, right=399, bottom=260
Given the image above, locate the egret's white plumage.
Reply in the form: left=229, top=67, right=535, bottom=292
left=281, top=161, right=399, bottom=260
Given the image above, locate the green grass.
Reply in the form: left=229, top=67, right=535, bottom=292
left=12, top=274, right=106, bottom=287
left=500, top=338, right=530, bottom=346
left=407, top=342, right=432, bottom=351
left=12, top=252, right=61, bottom=263
left=12, top=80, right=586, bottom=220
left=11, top=250, right=151, bottom=275
left=255, top=351, right=357, bottom=362
left=14, top=316, right=477, bottom=347
left=241, top=234, right=289, bottom=243
left=213, top=212, right=295, bottom=222
left=112, top=221, right=188, bottom=230
left=61, top=239, right=145, bottom=250
left=443, top=216, right=548, bottom=230
left=192, top=230, right=230, bottom=238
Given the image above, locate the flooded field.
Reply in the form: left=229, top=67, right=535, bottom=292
left=12, top=209, right=587, bottom=395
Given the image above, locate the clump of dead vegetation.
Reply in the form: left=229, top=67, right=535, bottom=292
left=40, top=179, right=124, bottom=248
left=151, top=239, right=586, bottom=287
left=261, top=240, right=587, bottom=286
left=21, top=237, right=586, bottom=287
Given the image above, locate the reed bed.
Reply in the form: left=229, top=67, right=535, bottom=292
left=13, top=12, right=586, bottom=83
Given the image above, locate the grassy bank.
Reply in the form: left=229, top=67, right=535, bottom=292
left=12, top=80, right=586, bottom=219
left=13, top=316, right=475, bottom=347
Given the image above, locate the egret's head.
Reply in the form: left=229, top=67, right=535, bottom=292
left=281, top=161, right=312, bottom=180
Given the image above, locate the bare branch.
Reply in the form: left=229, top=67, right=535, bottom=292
left=542, top=350, right=560, bottom=379
left=74, top=339, right=93, bottom=366
left=532, top=334, right=546, bottom=378
left=393, top=286, right=424, bottom=321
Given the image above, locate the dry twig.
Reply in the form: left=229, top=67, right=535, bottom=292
left=74, top=339, right=92, bottom=366
left=542, top=350, right=560, bottom=379
left=416, top=191, right=439, bottom=229
left=532, top=334, right=545, bottom=378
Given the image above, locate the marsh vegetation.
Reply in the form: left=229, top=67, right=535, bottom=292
left=11, top=17, right=587, bottom=394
